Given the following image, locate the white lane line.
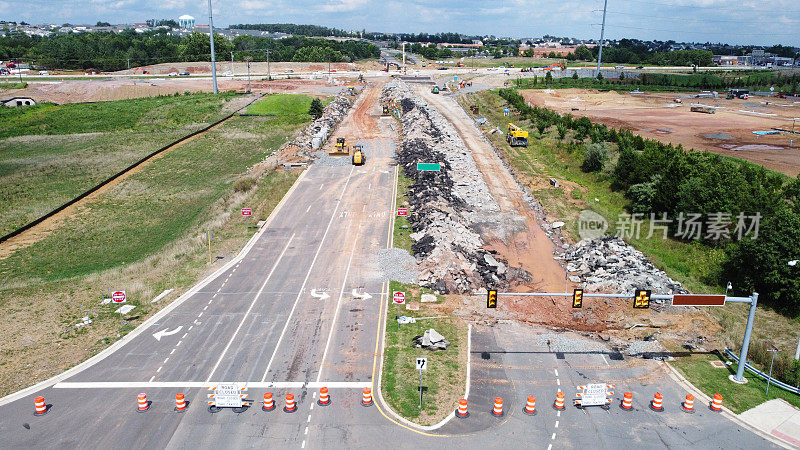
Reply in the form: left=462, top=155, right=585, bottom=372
left=362, top=204, right=366, bottom=212
left=212, top=294, right=217, bottom=299
left=261, top=166, right=356, bottom=383
left=176, top=340, right=182, bottom=347
left=552, top=433, right=556, bottom=440
left=149, top=375, right=155, bottom=382
left=548, top=445, right=552, bottom=450
left=156, top=366, right=162, bottom=373
left=557, top=411, right=561, bottom=417
left=557, top=379, right=560, bottom=386
left=206, top=233, right=296, bottom=382
left=368, top=183, right=371, bottom=190
left=198, top=312, right=203, bottom=318
left=182, top=333, right=188, bottom=339
left=304, top=427, right=308, bottom=435
left=170, top=349, right=176, bottom=355
left=554, top=369, right=558, bottom=377
left=319, top=183, right=324, bottom=190
left=307, top=414, right=311, bottom=423
left=555, top=420, right=559, bottom=428
left=306, top=204, right=312, bottom=213
left=310, top=403, right=314, bottom=410
left=188, top=325, right=193, bottom=331
left=301, top=441, right=306, bottom=449
left=54, top=381, right=371, bottom=389
left=601, top=354, right=610, bottom=366
left=164, top=358, right=169, bottom=364
left=203, top=305, right=208, bottom=311
left=315, top=232, right=359, bottom=383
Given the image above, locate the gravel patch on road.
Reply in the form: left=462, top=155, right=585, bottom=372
left=625, top=339, right=667, bottom=357
left=377, top=248, right=419, bottom=284
left=536, top=333, right=610, bottom=354
left=311, top=151, right=352, bottom=167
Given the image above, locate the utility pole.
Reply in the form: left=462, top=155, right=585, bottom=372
left=208, top=0, right=218, bottom=94
left=266, top=49, right=270, bottom=81
left=231, top=51, right=234, bottom=74
left=245, top=57, right=251, bottom=93
left=127, top=58, right=130, bottom=70
left=596, top=0, right=608, bottom=78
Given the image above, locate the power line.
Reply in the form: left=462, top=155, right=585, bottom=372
left=615, top=0, right=800, bottom=13
left=591, top=23, right=800, bottom=37
left=597, top=9, right=800, bottom=24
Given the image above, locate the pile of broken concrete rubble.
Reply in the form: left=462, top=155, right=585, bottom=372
left=382, top=80, right=527, bottom=294
left=287, top=94, right=353, bottom=158
left=562, top=235, right=688, bottom=295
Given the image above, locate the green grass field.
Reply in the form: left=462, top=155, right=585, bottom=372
left=393, top=170, right=413, bottom=254
left=670, top=352, right=800, bottom=413
left=0, top=93, right=237, bottom=236
left=0, top=95, right=309, bottom=395
left=381, top=281, right=465, bottom=425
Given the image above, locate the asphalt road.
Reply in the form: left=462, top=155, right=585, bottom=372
left=0, top=82, right=780, bottom=449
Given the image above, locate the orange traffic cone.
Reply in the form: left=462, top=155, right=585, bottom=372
left=175, top=393, right=188, bottom=412
left=318, top=387, right=331, bottom=406
left=491, top=397, right=504, bottom=416
left=649, top=392, right=664, bottom=412
left=34, top=396, right=48, bottom=416
left=262, top=392, right=275, bottom=411
left=455, top=398, right=469, bottom=418
left=361, top=388, right=373, bottom=407
left=553, top=392, right=565, bottom=410
left=284, top=393, right=297, bottom=413
left=681, top=394, right=695, bottom=414
left=620, top=392, right=633, bottom=411
left=137, top=393, right=150, bottom=412
left=523, top=395, right=537, bottom=415
left=710, top=393, right=723, bottom=412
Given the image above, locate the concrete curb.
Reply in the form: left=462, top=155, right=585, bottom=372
left=664, top=361, right=793, bottom=449
left=0, top=168, right=309, bottom=407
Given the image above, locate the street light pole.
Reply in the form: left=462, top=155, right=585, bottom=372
left=766, top=347, right=778, bottom=395
left=733, top=292, right=758, bottom=383
left=246, top=58, right=251, bottom=93
left=208, top=0, right=218, bottom=94
left=596, top=0, right=608, bottom=78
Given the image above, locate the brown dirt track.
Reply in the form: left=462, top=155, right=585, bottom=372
left=522, top=88, right=800, bottom=177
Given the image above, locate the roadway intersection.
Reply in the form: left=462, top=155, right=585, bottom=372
left=0, top=81, right=783, bottom=449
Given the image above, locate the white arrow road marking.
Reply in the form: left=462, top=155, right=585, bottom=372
left=152, top=326, right=183, bottom=341
left=352, top=289, right=372, bottom=300
left=310, top=289, right=330, bottom=300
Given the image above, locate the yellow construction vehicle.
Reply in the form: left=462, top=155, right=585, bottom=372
left=329, top=137, right=350, bottom=155
left=507, top=123, right=529, bottom=147
left=352, top=145, right=366, bottom=166
left=382, top=104, right=390, bottom=115
left=431, top=85, right=440, bottom=94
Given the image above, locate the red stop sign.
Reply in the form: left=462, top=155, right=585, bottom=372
left=242, top=208, right=252, bottom=216
left=112, top=291, right=126, bottom=303
left=393, top=291, right=406, bottom=304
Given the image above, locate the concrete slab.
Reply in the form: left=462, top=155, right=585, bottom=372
left=740, top=399, right=800, bottom=448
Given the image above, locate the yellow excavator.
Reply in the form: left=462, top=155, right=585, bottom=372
left=329, top=137, right=350, bottom=156
left=506, top=123, right=529, bottom=147
left=352, top=145, right=366, bottom=166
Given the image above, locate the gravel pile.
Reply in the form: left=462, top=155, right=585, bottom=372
left=381, top=81, right=528, bottom=293
left=376, top=248, right=419, bottom=284
left=289, top=94, right=353, bottom=158
left=563, top=235, right=688, bottom=296
left=625, top=339, right=667, bottom=358
left=536, top=333, right=609, bottom=353
left=311, top=150, right=352, bottom=167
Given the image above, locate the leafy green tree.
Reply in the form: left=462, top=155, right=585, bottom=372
left=556, top=123, right=567, bottom=140
left=308, top=98, right=324, bottom=119
left=574, top=45, right=592, bottom=61
left=545, top=71, right=553, bottom=84
left=572, top=71, right=579, bottom=80
left=581, top=143, right=609, bottom=172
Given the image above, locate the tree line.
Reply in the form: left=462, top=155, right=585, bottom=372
left=0, top=29, right=379, bottom=71
left=498, top=87, right=800, bottom=317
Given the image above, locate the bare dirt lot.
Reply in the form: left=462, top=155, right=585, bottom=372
left=522, top=88, right=800, bottom=176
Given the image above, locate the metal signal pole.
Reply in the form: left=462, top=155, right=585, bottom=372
left=596, top=0, right=608, bottom=78
left=208, top=0, right=218, bottom=94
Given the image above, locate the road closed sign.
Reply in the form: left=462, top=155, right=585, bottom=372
left=576, top=383, right=613, bottom=407
left=397, top=208, right=408, bottom=216
left=209, top=383, right=247, bottom=408
left=241, top=208, right=252, bottom=216
left=393, top=291, right=406, bottom=304
left=111, top=291, right=126, bottom=303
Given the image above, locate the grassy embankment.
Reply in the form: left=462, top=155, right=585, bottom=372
left=0, top=93, right=311, bottom=396
left=380, top=158, right=466, bottom=425
left=0, top=82, right=27, bottom=89
left=0, top=93, right=237, bottom=236
left=459, top=89, right=800, bottom=411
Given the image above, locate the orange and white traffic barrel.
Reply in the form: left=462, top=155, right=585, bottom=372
left=649, top=392, right=664, bottom=412
left=175, top=393, right=188, bottom=412
left=681, top=394, right=695, bottom=414
left=284, top=393, right=297, bottom=413
left=710, top=393, right=723, bottom=412
left=34, top=396, right=48, bottom=416
left=620, top=392, right=633, bottom=411
left=491, top=397, right=504, bottom=416
left=262, top=392, right=275, bottom=411
left=318, top=387, right=331, bottom=406
left=523, top=395, right=537, bottom=415
left=361, top=388, right=373, bottom=407
left=553, top=392, right=565, bottom=411
left=455, top=398, right=469, bottom=418
left=137, top=393, right=150, bottom=412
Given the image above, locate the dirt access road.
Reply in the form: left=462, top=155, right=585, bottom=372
left=523, top=89, right=800, bottom=177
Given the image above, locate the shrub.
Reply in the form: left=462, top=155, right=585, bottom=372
left=581, top=143, right=609, bottom=172
left=556, top=123, right=567, bottom=140
left=232, top=176, right=257, bottom=193
left=308, top=97, right=324, bottom=119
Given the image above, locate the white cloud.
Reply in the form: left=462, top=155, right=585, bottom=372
left=320, top=0, right=368, bottom=13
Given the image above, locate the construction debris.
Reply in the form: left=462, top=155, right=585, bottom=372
left=285, top=94, right=353, bottom=159
left=412, top=328, right=450, bottom=350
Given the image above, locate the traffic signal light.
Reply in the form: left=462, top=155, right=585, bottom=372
left=572, top=289, right=583, bottom=308
left=487, top=290, right=497, bottom=309
left=633, top=289, right=651, bottom=309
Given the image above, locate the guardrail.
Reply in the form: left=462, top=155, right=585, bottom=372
left=724, top=348, right=800, bottom=395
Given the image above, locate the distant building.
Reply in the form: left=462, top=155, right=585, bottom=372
left=2, top=97, right=36, bottom=107
left=178, top=15, right=195, bottom=29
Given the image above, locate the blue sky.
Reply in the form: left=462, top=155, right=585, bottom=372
left=2, top=0, right=799, bottom=46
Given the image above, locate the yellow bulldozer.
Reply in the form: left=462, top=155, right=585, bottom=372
left=329, top=137, right=350, bottom=156
left=506, top=123, right=529, bottom=147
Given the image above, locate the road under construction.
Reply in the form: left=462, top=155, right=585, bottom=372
left=0, top=80, right=788, bottom=449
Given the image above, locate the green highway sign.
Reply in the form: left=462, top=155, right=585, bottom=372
left=416, top=163, right=441, bottom=171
